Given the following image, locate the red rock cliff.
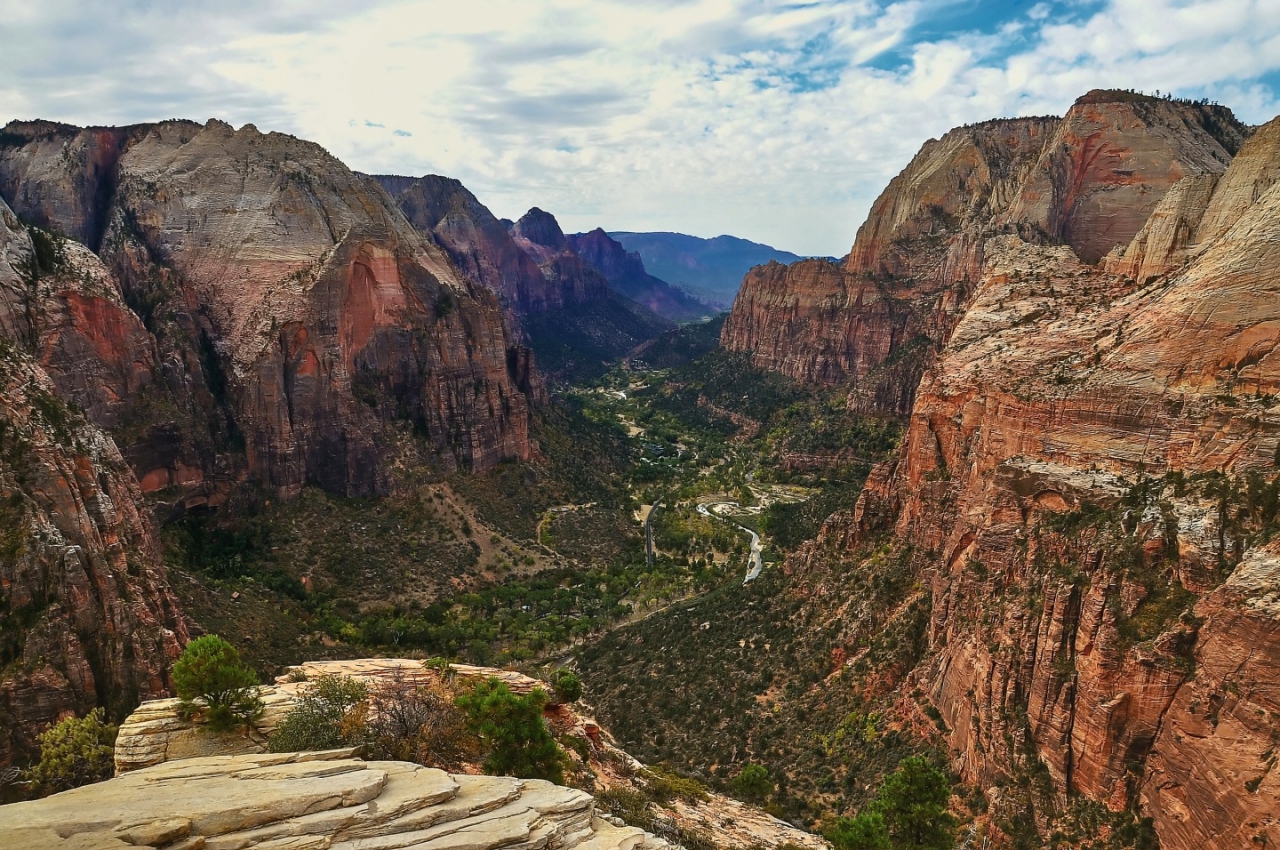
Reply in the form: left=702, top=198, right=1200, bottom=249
left=843, top=114, right=1280, bottom=848
left=0, top=200, right=189, bottom=764
left=723, top=93, right=1247, bottom=415
left=0, top=120, right=541, bottom=498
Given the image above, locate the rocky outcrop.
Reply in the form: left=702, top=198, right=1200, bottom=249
left=372, top=175, right=559, bottom=313
left=1, top=749, right=671, bottom=850
left=113, top=659, right=547, bottom=773
left=0, top=344, right=189, bottom=765
left=832, top=110, right=1280, bottom=847
left=568, top=229, right=711, bottom=323
left=113, top=658, right=828, bottom=849
left=0, top=120, right=540, bottom=497
left=723, top=92, right=1248, bottom=414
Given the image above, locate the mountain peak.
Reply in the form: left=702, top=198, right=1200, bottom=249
left=513, top=207, right=567, bottom=250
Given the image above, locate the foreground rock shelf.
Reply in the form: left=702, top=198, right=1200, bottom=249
left=2, top=749, right=669, bottom=850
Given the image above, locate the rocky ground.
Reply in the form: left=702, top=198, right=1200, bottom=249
left=2, top=749, right=671, bottom=850
left=110, top=658, right=828, bottom=850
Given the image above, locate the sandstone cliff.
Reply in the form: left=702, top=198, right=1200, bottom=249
left=0, top=271, right=188, bottom=769
left=835, top=115, right=1280, bottom=848
left=373, top=174, right=561, bottom=313
left=0, top=120, right=540, bottom=498
left=722, top=92, right=1248, bottom=416
left=569, top=228, right=712, bottom=323
left=376, top=180, right=674, bottom=379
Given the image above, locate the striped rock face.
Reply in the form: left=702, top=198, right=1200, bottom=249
left=1, top=749, right=672, bottom=850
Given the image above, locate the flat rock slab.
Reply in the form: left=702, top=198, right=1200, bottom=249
left=0, top=751, right=669, bottom=850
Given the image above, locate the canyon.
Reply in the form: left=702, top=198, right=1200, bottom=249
left=718, top=90, right=1280, bottom=847
left=4, top=85, right=1280, bottom=850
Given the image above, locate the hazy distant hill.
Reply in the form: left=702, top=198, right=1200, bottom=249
left=609, top=231, right=811, bottom=309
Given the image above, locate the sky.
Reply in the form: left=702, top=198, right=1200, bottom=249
left=1, top=1, right=1279, bottom=256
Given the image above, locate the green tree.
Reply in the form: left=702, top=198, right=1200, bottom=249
left=827, top=811, right=891, bottom=850
left=456, top=678, right=563, bottom=783
left=172, top=635, right=264, bottom=733
left=548, top=669, right=583, bottom=704
left=268, top=674, right=368, bottom=753
left=873, top=756, right=956, bottom=850
left=730, top=762, right=773, bottom=804
left=26, top=709, right=118, bottom=795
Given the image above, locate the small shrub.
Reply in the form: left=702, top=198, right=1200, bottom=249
left=730, top=762, right=773, bottom=804
left=457, top=678, right=564, bottom=783
left=643, top=765, right=710, bottom=804
left=364, top=673, right=479, bottom=772
left=548, top=669, right=583, bottom=704
left=26, top=709, right=117, bottom=795
left=172, top=635, right=263, bottom=733
left=268, top=674, right=368, bottom=753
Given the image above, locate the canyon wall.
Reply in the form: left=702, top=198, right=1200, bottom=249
left=722, top=92, right=1247, bottom=415
left=0, top=120, right=540, bottom=500
left=0, top=196, right=189, bottom=763
left=838, top=113, right=1280, bottom=847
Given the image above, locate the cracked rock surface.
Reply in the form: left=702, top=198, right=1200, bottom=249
left=2, top=750, right=670, bottom=850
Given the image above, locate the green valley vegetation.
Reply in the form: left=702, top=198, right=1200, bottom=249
left=156, top=327, right=914, bottom=830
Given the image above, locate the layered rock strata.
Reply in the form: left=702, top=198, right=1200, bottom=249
left=0, top=195, right=190, bottom=764
left=722, top=92, right=1248, bottom=413
left=113, top=658, right=828, bottom=850
left=0, top=120, right=539, bottom=498
left=835, top=115, right=1280, bottom=848
left=1, top=749, right=671, bottom=850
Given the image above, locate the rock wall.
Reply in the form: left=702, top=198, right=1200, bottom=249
left=0, top=193, right=190, bottom=764
left=0, top=120, right=540, bottom=498
left=839, top=115, right=1280, bottom=848
left=722, top=92, right=1248, bottom=415
left=0, top=345, right=189, bottom=765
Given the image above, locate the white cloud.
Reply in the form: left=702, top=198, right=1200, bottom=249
left=1, top=0, right=1278, bottom=256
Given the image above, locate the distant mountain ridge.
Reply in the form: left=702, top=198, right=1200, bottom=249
left=608, top=231, right=813, bottom=309
left=569, top=228, right=714, bottom=323
left=372, top=176, right=684, bottom=380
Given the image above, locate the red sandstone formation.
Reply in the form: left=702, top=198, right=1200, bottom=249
left=722, top=92, right=1247, bottom=415
left=0, top=120, right=540, bottom=499
left=832, top=113, right=1280, bottom=848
